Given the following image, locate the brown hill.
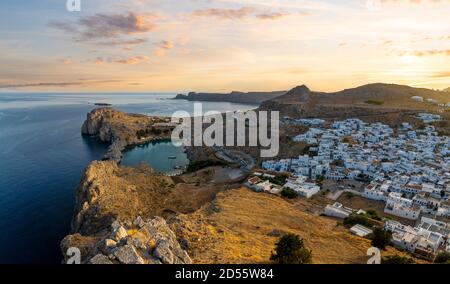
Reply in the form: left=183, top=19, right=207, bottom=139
left=260, top=83, right=450, bottom=123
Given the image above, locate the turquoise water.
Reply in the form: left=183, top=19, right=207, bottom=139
left=122, top=140, right=189, bottom=174
left=0, top=93, right=257, bottom=263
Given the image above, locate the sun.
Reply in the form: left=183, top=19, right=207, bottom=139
left=400, top=55, right=417, bottom=64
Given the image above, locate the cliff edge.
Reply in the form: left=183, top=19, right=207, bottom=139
left=61, top=161, right=192, bottom=264
left=81, top=108, right=173, bottom=162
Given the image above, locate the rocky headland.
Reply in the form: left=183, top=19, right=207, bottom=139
left=175, top=90, right=286, bottom=104
left=81, top=107, right=174, bottom=162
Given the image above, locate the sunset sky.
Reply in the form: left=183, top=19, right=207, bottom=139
left=0, top=0, right=449, bottom=92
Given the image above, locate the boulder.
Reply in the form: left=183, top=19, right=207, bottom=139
left=90, top=254, right=113, bottom=264
left=112, top=226, right=128, bottom=242
left=113, top=245, right=145, bottom=264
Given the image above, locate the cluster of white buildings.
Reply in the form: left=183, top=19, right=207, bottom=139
left=246, top=174, right=283, bottom=195
left=417, top=113, right=441, bottom=123
left=262, top=117, right=450, bottom=220
left=283, top=175, right=321, bottom=198
left=246, top=173, right=321, bottom=199
left=385, top=217, right=450, bottom=260
left=410, top=96, right=450, bottom=109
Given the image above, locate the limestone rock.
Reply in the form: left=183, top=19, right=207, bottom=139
left=90, top=254, right=113, bottom=264
left=133, top=216, right=145, bottom=228
left=66, top=217, right=192, bottom=264
left=113, top=226, right=128, bottom=242
left=113, top=245, right=145, bottom=264
left=154, top=240, right=174, bottom=264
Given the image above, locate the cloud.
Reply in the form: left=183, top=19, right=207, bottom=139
left=191, top=7, right=256, bottom=20
left=0, top=80, right=122, bottom=89
left=255, top=12, right=290, bottom=20
left=379, top=0, right=448, bottom=4
left=153, top=40, right=174, bottom=57
left=403, top=49, right=450, bottom=56
left=57, top=58, right=73, bottom=65
left=429, top=71, right=450, bottom=78
left=49, top=12, right=155, bottom=46
left=96, top=38, right=147, bottom=47
left=115, top=55, right=150, bottom=64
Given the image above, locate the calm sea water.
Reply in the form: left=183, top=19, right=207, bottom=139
left=0, top=93, right=257, bottom=263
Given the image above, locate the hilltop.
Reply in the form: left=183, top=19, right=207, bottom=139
left=260, top=83, right=450, bottom=128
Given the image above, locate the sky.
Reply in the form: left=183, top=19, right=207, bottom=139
left=0, top=0, right=449, bottom=93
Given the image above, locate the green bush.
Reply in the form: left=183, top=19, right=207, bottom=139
left=382, top=255, right=415, bottom=264
left=365, top=210, right=382, bottom=221
left=365, top=100, right=384, bottom=106
left=343, top=213, right=372, bottom=228
left=261, top=173, right=289, bottom=186
left=281, top=188, right=298, bottom=199
left=270, top=234, right=312, bottom=264
left=370, top=228, right=392, bottom=250
left=434, top=252, right=450, bottom=264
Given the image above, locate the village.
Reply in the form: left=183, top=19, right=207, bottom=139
left=244, top=114, right=450, bottom=261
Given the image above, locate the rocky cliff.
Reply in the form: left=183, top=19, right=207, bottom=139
left=61, top=216, right=192, bottom=264
left=81, top=108, right=172, bottom=162
left=61, top=160, right=193, bottom=264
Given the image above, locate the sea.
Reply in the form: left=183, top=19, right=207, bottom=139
left=0, top=93, right=257, bottom=263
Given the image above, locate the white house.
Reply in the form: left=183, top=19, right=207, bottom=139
left=324, top=202, right=353, bottom=219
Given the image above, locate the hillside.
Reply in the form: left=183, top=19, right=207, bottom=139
left=260, top=83, right=450, bottom=124
left=170, top=188, right=418, bottom=264
left=175, top=90, right=286, bottom=104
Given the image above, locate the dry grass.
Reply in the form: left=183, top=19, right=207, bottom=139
left=171, top=188, right=419, bottom=264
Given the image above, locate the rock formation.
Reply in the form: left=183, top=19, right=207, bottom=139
left=81, top=107, right=172, bottom=162
left=61, top=216, right=192, bottom=264
left=61, top=159, right=192, bottom=264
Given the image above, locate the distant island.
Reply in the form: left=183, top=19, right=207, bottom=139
left=93, top=103, right=112, bottom=106
left=175, top=90, right=286, bottom=104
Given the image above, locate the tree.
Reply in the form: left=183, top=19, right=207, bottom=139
left=281, top=188, right=298, bottom=199
left=371, top=228, right=392, bottom=250
left=270, top=234, right=312, bottom=264
left=382, top=255, right=415, bottom=264
left=434, top=252, right=450, bottom=264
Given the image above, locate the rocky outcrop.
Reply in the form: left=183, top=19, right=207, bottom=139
left=81, top=108, right=172, bottom=162
left=61, top=216, right=192, bottom=264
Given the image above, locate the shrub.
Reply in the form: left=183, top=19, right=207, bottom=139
left=365, top=100, right=384, bottom=106
left=371, top=228, right=392, bottom=250
left=343, top=213, right=372, bottom=228
left=281, top=187, right=298, bottom=199
left=382, top=255, right=415, bottom=264
left=270, top=234, right=312, bottom=264
left=365, top=210, right=382, bottom=221
left=434, top=252, right=450, bottom=264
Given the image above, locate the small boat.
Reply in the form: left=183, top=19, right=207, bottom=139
left=168, top=156, right=177, bottom=160
left=174, top=166, right=182, bottom=170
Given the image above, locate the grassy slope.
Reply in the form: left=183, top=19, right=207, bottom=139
left=171, top=188, right=419, bottom=264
